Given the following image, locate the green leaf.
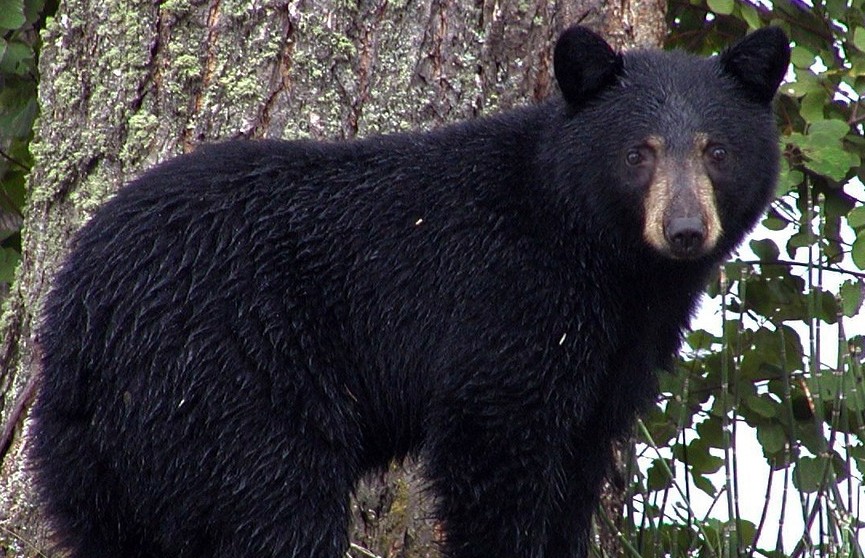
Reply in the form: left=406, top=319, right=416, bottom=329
left=815, top=288, right=839, bottom=324
left=707, top=0, right=735, bottom=14
left=844, top=383, right=865, bottom=413
left=735, top=520, right=758, bottom=546
left=855, top=27, right=865, bottom=52
left=762, top=214, right=789, bottom=231
left=0, top=247, right=19, bottom=284
left=852, top=55, right=865, bottom=77
left=0, top=0, right=26, bottom=29
left=740, top=3, right=761, bottom=29
left=23, top=0, right=44, bottom=24
left=642, top=405, right=678, bottom=446
left=853, top=233, right=865, bottom=270
left=840, top=280, right=864, bottom=318
left=791, top=46, right=815, bottom=68
left=0, top=100, right=38, bottom=144
left=826, top=0, right=849, bottom=19
left=800, top=90, right=827, bottom=123
left=790, top=120, right=859, bottom=181
left=742, top=273, right=812, bottom=322
left=776, top=167, right=802, bottom=197
left=744, top=326, right=805, bottom=373
left=786, top=231, right=811, bottom=259
left=686, top=329, right=717, bottom=351
left=809, top=119, right=850, bottom=142
left=756, top=422, right=787, bottom=454
left=750, top=238, right=779, bottom=261
left=793, top=456, right=825, bottom=493
left=647, top=458, right=673, bottom=491
left=849, top=206, right=865, bottom=229
left=781, top=72, right=822, bottom=96
left=851, top=445, right=865, bottom=477
left=692, top=473, right=717, bottom=497
left=701, top=518, right=722, bottom=545
left=0, top=40, right=34, bottom=75
left=746, top=394, right=778, bottom=418
left=683, top=438, right=725, bottom=474
left=796, top=419, right=827, bottom=455
left=0, top=207, right=22, bottom=242
left=1, top=166, right=28, bottom=208
left=739, top=349, right=761, bottom=381
left=696, top=416, right=725, bottom=448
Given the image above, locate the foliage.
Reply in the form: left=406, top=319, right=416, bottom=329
left=614, top=1, right=865, bottom=557
left=0, top=0, right=56, bottom=298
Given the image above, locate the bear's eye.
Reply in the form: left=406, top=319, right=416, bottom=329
left=626, top=149, right=644, bottom=166
left=626, top=146, right=655, bottom=168
left=707, top=145, right=728, bottom=164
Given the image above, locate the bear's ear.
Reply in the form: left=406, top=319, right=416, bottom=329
left=720, top=27, right=790, bottom=105
left=554, top=25, right=623, bottom=108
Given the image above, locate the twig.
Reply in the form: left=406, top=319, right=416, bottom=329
left=0, top=148, right=30, bottom=173
left=0, top=523, right=50, bottom=558
left=731, top=259, right=865, bottom=280
left=347, top=542, right=385, bottom=558
left=0, top=373, right=37, bottom=459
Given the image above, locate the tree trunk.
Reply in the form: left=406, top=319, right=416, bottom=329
left=0, top=1, right=664, bottom=556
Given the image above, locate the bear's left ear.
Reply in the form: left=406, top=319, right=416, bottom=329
left=720, top=27, right=790, bottom=105
left=554, top=25, right=623, bottom=108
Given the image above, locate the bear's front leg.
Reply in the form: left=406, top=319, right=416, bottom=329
left=543, top=431, right=614, bottom=558
left=424, top=401, right=604, bottom=558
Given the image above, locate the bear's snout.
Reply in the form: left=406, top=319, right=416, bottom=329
left=665, top=215, right=707, bottom=258
left=641, top=135, right=723, bottom=259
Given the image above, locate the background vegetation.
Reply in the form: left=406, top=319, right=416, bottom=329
left=0, top=0, right=53, bottom=298
left=0, top=0, right=862, bottom=557
left=627, top=2, right=865, bottom=557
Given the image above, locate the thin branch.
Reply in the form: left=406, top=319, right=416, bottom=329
left=749, top=466, right=774, bottom=557
left=731, top=259, right=865, bottom=280
left=0, top=148, right=30, bottom=173
left=0, top=373, right=37, bottom=461
left=0, top=523, right=50, bottom=558
left=347, top=543, right=384, bottom=558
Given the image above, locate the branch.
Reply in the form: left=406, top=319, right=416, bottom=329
left=0, top=148, right=30, bottom=173
left=0, top=374, right=37, bottom=459
left=731, top=259, right=865, bottom=280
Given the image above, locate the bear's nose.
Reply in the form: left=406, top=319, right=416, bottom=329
left=666, top=216, right=706, bottom=258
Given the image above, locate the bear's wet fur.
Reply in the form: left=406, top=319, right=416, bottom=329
left=31, top=26, right=789, bottom=558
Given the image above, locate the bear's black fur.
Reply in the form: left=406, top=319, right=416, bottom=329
left=31, top=26, right=789, bottom=558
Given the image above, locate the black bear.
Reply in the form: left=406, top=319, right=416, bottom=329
left=31, top=25, right=789, bottom=558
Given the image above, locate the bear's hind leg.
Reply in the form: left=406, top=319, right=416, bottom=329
left=201, top=413, right=361, bottom=558
left=211, top=469, right=355, bottom=558
left=425, top=411, right=593, bottom=558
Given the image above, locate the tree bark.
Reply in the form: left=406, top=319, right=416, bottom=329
left=0, top=1, right=665, bottom=556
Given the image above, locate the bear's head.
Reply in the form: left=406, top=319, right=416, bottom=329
left=550, top=25, right=790, bottom=262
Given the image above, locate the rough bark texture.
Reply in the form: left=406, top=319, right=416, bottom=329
left=0, top=1, right=665, bottom=556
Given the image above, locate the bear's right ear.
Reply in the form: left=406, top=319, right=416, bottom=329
left=554, top=26, right=623, bottom=108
